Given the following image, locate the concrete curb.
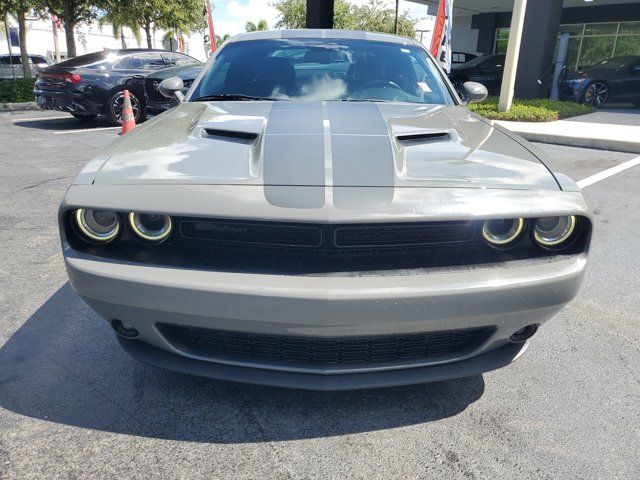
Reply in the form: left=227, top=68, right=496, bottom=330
left=506, top=130, right=640, bottom=155
left=0, top=102, right=39, bottom=112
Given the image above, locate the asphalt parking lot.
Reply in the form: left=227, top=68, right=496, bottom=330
left=0, top=110, right=638, bottom=479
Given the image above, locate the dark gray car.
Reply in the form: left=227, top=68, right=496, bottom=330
left=58, top=30, right=591, bottom=390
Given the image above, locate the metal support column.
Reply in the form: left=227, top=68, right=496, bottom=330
left=306, top=0, right=334, bottom=29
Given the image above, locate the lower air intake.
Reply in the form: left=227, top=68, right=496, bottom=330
left=157, top=323, right=492, bottom=368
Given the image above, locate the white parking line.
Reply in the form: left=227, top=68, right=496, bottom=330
left=53, top=126, right=120, bottom=135
left=12, top=115, right=71, bottom=122
left=577, top=156, right=640, bottom=189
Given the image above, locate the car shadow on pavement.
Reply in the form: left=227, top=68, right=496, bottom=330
left=12, top=117, right=114, bottom=131
left=0, top=284, right=485, bottom=443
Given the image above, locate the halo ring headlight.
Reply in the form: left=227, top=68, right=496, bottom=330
left=129, top=212, right=172, bottom=242
left=533, top=215, right=577, bottom=248
left=482, top=218, right=525, bottom=247
left=75, top=208, right=120, bottom=243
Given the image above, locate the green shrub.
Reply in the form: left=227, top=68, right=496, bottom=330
left=468, top=96, right=593, bottom=122
left=0, top=78, right=37, bottom=103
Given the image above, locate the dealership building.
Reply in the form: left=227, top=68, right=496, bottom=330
left=307, top=0, right=640, bottom=100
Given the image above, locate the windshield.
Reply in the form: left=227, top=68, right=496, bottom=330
left=189, top=38, right=454, bottom=104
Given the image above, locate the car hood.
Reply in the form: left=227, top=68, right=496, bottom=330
left=87, top=101, right=558, bottom=191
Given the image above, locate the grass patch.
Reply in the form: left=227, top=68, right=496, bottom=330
left=0, top=78, right=37, bottom=103
left=468, top=96, right=593, bottom=122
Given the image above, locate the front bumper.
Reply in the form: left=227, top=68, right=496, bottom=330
left=64, top=248, right=587, bottom=389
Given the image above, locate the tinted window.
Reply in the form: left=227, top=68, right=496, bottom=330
left=163, top=53, right=200, bottom=67
left=56, top=52, right=108, bottom=67
left=30, top=56, right=48, bottom=64
left=0, top=55, right=21, bottom=65
left=115, top=54, right=166, bottom=70
left=191, top=38, right=453, bottom=104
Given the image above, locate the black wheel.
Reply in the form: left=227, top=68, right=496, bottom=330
left=452, top=81, right=465, bottom=97
left=582, top=81, right=609, bottom=108
left=106, top=90, right=145, bottom=126
left=70, top=113, right=98, bottom=121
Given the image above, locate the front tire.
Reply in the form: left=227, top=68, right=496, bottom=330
left=582, top=81, right=609, bottom=108
left=106, top=90, right=145, bottom=126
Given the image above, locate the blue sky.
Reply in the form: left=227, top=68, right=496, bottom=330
left=211, top=0, right=434, bottom=37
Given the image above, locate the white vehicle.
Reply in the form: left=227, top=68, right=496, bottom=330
left=0, top=54, right=50, bottom=80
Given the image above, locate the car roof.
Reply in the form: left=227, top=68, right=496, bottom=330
left=226, top=29, right=419, bottom=46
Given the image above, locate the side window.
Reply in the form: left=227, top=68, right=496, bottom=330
left=163, top=53, right=198, bottom=67
left=136, top=54, right=167, bottom=70
left=115, top=54, right=165, bottom=70
left=0, top=56, right=21, bottom=65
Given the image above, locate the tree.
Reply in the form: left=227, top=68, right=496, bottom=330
left=274, top=0, right=416, bottom=37
left=245, top=19, right=267, bottom=32
left=98, top=2, right=141, bottom=49
left=43, top=0, right=102, bottom=57
left=122, top=0, right=202, bottom=49
left=215, top=33, right=231, bottom=45
left=0, top=0, right=44, bottom=77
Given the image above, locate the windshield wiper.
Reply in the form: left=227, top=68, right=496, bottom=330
left=192, top=94, right=278, bottom=102
left=340, top=98, right=392, bottom=103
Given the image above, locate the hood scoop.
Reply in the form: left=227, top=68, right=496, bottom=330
left=395, top=130, right=451, bottom=144
left=203, top=128, right=259, bottom=143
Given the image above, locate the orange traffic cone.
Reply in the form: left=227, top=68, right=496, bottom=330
left=120, top=89, right=136, bottom=134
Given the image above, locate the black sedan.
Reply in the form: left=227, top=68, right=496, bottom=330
left=448, top=54, right=505, bottom=96
left=559, top=56, right=640, bottom=108
left=33, top=49, right=200, bottom=125
left=140, top=64, right=202, bottom=116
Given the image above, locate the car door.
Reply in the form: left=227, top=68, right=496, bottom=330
left=618, top=59, right=640, bottom=102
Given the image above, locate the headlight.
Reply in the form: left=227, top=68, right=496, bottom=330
left=533, top=216, right=577, bottom=248
left=129, top=212, right=172, bottom=242
left=75, top=208, right=120, bottom=243
left=482, top=218, right=525, bottom=248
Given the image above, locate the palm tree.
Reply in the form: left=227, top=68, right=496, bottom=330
left=245, top=19, right=268, bottom=32
left=98, top=5, right=141, bottom=49
left=215, top=33, right=231, bottom=45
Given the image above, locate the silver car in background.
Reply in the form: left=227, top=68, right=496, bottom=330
left=59, top=30, right=591, bottom=390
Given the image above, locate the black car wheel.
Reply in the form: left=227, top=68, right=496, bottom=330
left=452, top=81, right=465, bottom=97
left=70, top=113, right=98, bottom=121
left=106, top=90, right=145, bottom=126
left=582, top=81, right=609, bottom=108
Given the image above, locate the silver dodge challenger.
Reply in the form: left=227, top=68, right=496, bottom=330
left=60, top=30, right=591, bottom=390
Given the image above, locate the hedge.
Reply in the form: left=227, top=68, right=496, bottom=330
left=468, top=96, right=593, bottom=122
left=0, top=79, right=37, bottom=103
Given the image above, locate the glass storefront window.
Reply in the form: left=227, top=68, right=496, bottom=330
left=496, top=22, right=639, bottom=70
left=579, top=36, right=616, bottom=68
left=618, top=22, right=640, bottom=35
left=555, top=22, right=639, bottom=70
left=615, top=36, right=640, bottom=57
left=584, top=23, right=618, bottom=35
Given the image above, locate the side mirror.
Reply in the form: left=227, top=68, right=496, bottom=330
left=159, top=77, right=185, bottom=102
left=461, top=81, right=488, bottom=104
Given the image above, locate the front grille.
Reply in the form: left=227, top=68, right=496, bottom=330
left=180, top=218, right=474, bottom=249
left=157, top=323, right=492, bottom=368
left=145, top=78, right=169, bottom=102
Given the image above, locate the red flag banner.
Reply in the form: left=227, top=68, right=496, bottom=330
left=429, top=0, right=454, bottom=73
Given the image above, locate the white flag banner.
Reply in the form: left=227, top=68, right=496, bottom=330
left=430, top=0, right=454, bottom=73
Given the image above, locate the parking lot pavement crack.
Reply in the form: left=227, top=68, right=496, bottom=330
left=14, top=176, right=74, bottom=193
